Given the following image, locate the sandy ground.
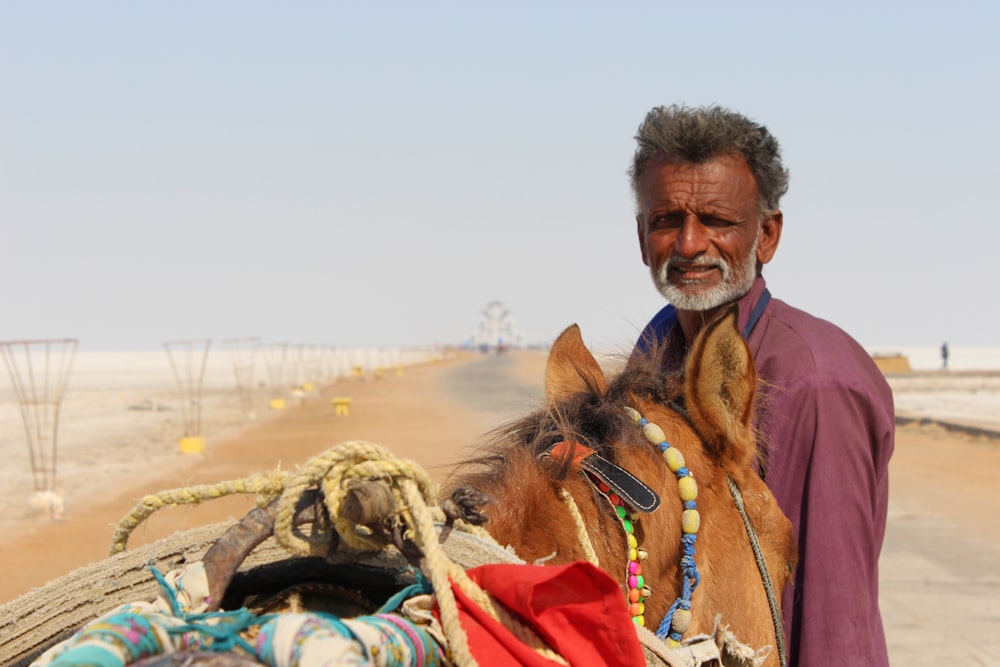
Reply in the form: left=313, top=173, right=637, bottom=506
left=1, top=350, right=998, bottom=665
left=0, top=349, right=548, bottom=600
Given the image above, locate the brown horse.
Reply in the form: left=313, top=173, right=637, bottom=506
left=445, top=310, right=796, bottom=663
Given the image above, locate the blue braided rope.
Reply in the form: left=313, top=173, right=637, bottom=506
left=657, top=532, right=701, bottom=641
left=149, top=566, right=260, bottom=655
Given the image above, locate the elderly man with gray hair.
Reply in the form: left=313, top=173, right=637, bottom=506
left=630, top=104, right=894, bottom=666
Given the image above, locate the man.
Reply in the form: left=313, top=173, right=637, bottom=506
left=629, top=105, right=894, bottom=666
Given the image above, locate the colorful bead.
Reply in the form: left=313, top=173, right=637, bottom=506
left=623, top=518, right=634, bottom=534
left=623, top=406, right=641, bottom=423
left=627, top=533, right=638, bottom=549
left=628, top=561, right=639, bottom=575
left=629, top=588, right=641, bottom=603
left=664, top=447, right=685, bottom=472
left=681, top=509, right=701, bottom=534
left=678, top=476, right=698, bottom=502
left=642, top=422, right=665, bottom=444
left=629, top=602, right=645, bottom=616
left=671, top=609, right=692, bottom=633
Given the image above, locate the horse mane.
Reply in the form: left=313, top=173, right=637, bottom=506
left=447, top=340, right=685, bottom=492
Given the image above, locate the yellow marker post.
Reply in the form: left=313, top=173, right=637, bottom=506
left=179, top=436, right=206, bottom=455
left=269, top=397, right=286, bottom=410
left=332, top=397, right=352, bottom=416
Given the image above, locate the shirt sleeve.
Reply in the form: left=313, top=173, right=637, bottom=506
left=766, top=373, right=891, bottom=667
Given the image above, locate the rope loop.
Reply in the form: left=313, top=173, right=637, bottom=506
left=273, top=440, right=439, bottom=556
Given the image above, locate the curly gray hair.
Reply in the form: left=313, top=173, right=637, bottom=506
left=628, top=105, right=790, bottom=213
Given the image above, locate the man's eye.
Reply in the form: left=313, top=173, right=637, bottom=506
left=701, top=217, right=736, bottom=227
left=650, top=214, right=683, bottom=229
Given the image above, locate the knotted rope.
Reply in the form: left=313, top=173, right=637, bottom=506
left=271, top=441, right=501, bottom=665
left=107, top=441, right=509, bottom=667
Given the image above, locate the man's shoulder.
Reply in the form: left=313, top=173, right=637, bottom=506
left=758, top=298, right=888, bottom=393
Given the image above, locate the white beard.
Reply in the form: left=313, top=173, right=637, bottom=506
left=652, top=232, right=759, bottom=311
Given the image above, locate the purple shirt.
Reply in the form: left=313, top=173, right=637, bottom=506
left=636, top=276, right=894, bottom=667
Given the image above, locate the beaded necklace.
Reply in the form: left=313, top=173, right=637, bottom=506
left=589, top=475, right=650, bottom=623
left=611, top=405, right=700, bottom=647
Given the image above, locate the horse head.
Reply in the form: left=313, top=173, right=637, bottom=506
left=447, top=309, right=796, bottom=662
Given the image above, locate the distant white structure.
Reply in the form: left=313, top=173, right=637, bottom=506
left=470, top=301, right=525, bottom=350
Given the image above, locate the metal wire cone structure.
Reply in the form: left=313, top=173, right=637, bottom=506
left=291, top=343, right=320, bottom=393
left=0, top=338, right=78, bottom=504
left=262, top=342, right=289, bottom=410
left=163, top=338, right=211, bottom=454
left=223, top=336, right=260, bottom=421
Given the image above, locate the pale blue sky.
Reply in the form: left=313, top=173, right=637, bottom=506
left=1, top=2, right=997, bottom=350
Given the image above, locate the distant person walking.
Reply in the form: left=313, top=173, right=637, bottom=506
left=941, top=341, right=949, bottom=370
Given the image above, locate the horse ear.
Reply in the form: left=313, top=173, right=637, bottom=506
left=683, top=309, right=757, bottom=467
left=546, top=324, right=609, bottom=404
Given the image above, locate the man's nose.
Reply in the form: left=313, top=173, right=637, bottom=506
left=675, top=216, right=710, bottom=258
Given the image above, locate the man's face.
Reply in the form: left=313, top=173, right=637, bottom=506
left=635, top=153, right=781, bottom=311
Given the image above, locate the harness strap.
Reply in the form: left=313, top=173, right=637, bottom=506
left=726, top=475, right=787, bottom=667
left=548, top=441, right=661, bottom=512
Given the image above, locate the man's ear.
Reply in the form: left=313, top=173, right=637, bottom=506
left=756, top=211, right=783, bottom=265
left=637, top=215, right=650, bottom=267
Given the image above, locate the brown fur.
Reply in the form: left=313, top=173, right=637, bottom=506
left=444, top=310, right=796, bottom=663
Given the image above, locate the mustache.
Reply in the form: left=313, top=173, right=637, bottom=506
left=665, top=255, right=726, bottom=270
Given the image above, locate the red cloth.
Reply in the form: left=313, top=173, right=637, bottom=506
left=444, top=561, right=644, bottom=666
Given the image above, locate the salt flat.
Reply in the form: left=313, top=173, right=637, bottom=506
left=887, top=371, right=1000, bottom=432
left=2, top=347, right=997, bottom=535
left=0, top=345, right=446, bottom=533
